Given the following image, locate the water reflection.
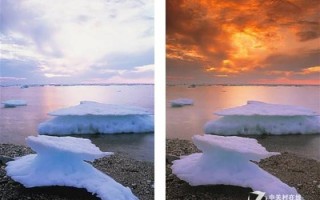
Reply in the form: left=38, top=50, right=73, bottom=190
left=0, top=85, right=154, bottom=161
left=167, top=85, right=320, bottom=160
left=86, top=133, right=154, bottom=161
left=255, top=135, right=320, bottom=161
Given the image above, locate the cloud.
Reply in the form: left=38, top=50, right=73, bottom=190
left=0, top=0, right=154, bottom=83
left=115, top=64, right=154, bottom=82
left=301, top=66, right=320, bottom=74
left=167, top=0, right=320, bottom=84
left=296, top=31, right=320, bottom=41
left=44, top=73, right=71, bottom=78
left=253, top=77, right=319, bottom=85
left=0, top=76, right=26, bottom=83
left=262, top=49, right=320, bottom=72
left=133, top=64, right=154, bottom=73
left=82, top=64, right=154, bottom=84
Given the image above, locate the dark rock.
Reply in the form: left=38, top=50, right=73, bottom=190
left=166, top=154, right=179, bottom=164
left=0, top=155, right=14, bottom=164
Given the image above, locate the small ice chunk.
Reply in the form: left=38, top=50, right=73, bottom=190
left=170, top=98, right=194, bottom=107
left=2, top=100, right=27, bottom=108
left=20, top=85, right=29, bottom=89
left=171, top=134, right=299, bottom=196
left=6, top=135, right=138, bottom=200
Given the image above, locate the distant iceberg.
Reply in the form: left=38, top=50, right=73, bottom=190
left=172, top=134, right=299, bottom=196
left=2, top=100, right=27, bottom=108
left=170, top=98, right=194, bottom=107
left=205, top=101, right=320, bottom=135
left=38, top=101, right=154, bottom=135
left=20, top=85, right=29, bottom=89
left=6, top=135, right=138, bottom=200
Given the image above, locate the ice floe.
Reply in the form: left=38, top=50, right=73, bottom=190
left=48, top=101, right=152, bottom=116
left=170, top=98, right=194, bottom=107
left=2, top=100, right=27, bottom=108
left=6, top=135, right=138, bottom=200
left=205, top=101, right=320, bottom=135
left=38, top=101, right=154, bottom=135
left=215, top=101, right=318, bottom=116
left=171, top=134, right=299, bottom=196
left=20, top=85, right=29, bottom=89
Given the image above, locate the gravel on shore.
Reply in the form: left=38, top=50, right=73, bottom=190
left=0, top=144, right=154, bottom=200
left=166, top=139, right=320, bottom=200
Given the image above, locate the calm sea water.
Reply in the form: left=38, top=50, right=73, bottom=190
left=0, top=85, right=154, bottom=161
left=167, top=85, right=320, bottom=160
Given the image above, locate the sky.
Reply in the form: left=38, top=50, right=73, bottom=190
left=167, top=0, right=320, bottom=85
left=0, top=0, right=154, bottom=85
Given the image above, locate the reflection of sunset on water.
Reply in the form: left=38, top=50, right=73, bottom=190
left=166, top=85, right=320, bottom=160
left=166, top=85, right=320, bottom=140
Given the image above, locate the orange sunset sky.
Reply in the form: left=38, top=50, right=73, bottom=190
left=166, top=0, right=320, bottom=85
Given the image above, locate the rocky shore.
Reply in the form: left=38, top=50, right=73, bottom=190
left=0, top=144, right=154, bottom=200
left=166, top=139, right=320, bottom=200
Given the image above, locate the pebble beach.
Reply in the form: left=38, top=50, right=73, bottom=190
left=166, top=139, right=320, bottom=200
left=0, top=144, right=154, bottom=200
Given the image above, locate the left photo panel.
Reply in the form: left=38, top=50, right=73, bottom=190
left=0, top=1, right=154, bottom=200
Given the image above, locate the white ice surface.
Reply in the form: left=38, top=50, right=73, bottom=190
left=171, top=135, right=299, bottom=196
left=2, top=100, right=27, bottom=108
left=215, top=101, right=318, bottom=116
left=193, top=134, right=278, bottom=161
left=170, top=98, right=194, bottom=107
left=38, top=115, right=154, bottom=135
left=38, top=101, right=154, bottom=135
left=49, top=101, right=152, bottom=116
left=205, top=101, right=320, bottom=135
left=27, top=135, right=113, bottom=161
left=205, top=114, right=320, bottom=135
left=6, top=135, right=138, bottom=200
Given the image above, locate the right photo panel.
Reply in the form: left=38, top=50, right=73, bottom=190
left=166, top=1, right=320, bottom=200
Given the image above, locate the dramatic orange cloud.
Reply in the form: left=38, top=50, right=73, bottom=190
left=167, top=0, right=320, bottom=84
left=253, top=77, right=320, bottom=85
left=301, top=66, right=320, bottom=74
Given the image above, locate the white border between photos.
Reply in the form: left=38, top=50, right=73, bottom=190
left=154, top=0, right=166, bottom=199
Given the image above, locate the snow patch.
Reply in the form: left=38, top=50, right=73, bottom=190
left=170, top=98, right=194, bottom=107
left=6, top=135, right=138, bottom=200
left=2, top=100, right=27, bottom=108
left=205, top=101, right=320, bottom=135
left=38, top=101, right=154, bottom=135
left=171, top=134, right=299, bottom=196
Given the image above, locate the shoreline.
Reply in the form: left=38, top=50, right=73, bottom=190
left=166, top=139, right=320, bottom=200
left=0, top=144, right=154, bottom=200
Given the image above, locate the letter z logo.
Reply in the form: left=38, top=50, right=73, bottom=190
left=248, top=191, right=266, bottom=200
